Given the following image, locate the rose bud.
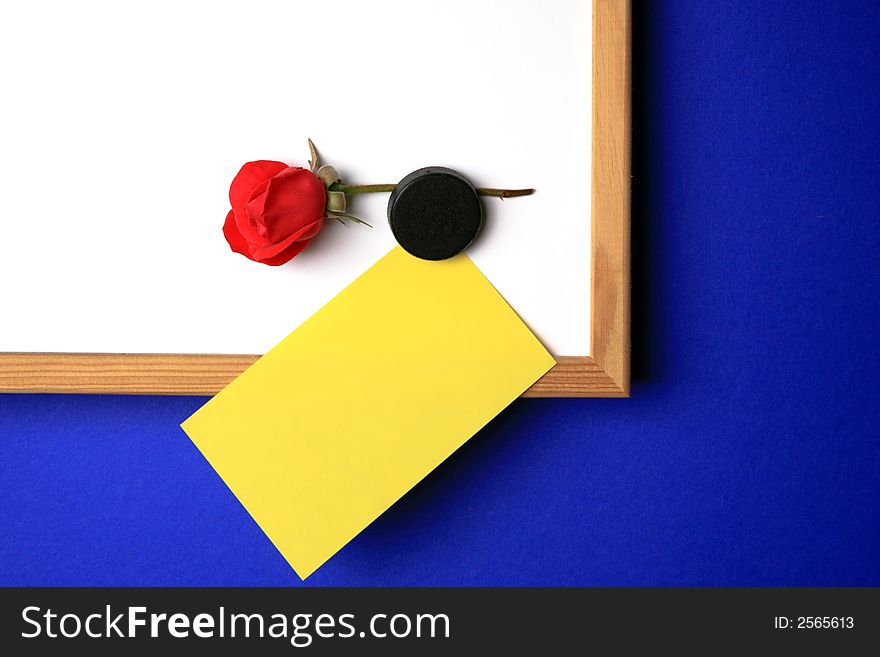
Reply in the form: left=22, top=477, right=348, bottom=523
left=223, top=161, right=326, bottom=266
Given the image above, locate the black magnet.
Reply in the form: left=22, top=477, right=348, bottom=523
left=387, top=166, right=482, bottom=261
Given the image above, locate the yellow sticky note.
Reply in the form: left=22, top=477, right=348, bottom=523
left=181, top=247, right=555, bottom=579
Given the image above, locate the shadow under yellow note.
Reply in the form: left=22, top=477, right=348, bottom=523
left=181, top=246, right=555, bottom=579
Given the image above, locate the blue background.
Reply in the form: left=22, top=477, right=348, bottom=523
left=1, top=1, right=878, bottom=586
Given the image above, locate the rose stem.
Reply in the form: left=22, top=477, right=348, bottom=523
left=335, top=184, right=535, bottom=198
left=474, top=187, right=535, bottom=198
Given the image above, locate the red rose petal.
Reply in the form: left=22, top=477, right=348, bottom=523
left=249, top=218, right=324, bottom=261
left=252, top=238, right=312, bottom=266
left=258, top=168, right=327, bottom=244
left=229, top=161, right=287, bottom=244
left=230, top=160, right=288, bottom=213
left=237, top=178, right=273, bottom=245
left=222, top=210, right=255, bottom=261
left=241, top=179, right=271, bottom=239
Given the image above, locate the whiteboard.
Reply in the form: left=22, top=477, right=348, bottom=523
left=0, top=0, right=591, bottom=356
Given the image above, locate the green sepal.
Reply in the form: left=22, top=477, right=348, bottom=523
left=307, top=138, right=319, bottom=172
left=317, top=165, right=342, bottom=188
left=326, top=190, right=347, bottom=213
left=327, top=211, right=371, bottom=228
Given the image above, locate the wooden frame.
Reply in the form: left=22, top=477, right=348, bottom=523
left=0, top=0, right=630, bottom=397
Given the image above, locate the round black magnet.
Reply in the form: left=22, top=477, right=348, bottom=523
left=387, top=166, right=482, bottom=261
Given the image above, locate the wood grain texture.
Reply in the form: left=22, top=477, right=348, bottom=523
left=588, top=0, right=631, bottom=396
left=0, top=0, right=630, bottom=397
left=0, top=354, right=259, bottom=395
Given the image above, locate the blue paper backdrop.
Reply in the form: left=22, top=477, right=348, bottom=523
left=1, top=1, right=879, bottom=586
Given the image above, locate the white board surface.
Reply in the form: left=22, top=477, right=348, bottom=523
left=0, top=0, right=591, bottom=356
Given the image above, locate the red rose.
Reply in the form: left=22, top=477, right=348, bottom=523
left=223, top=161, right=326, bottom=266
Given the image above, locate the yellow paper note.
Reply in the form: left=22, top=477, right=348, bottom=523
left=181, top=247, right=555, bottom=579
